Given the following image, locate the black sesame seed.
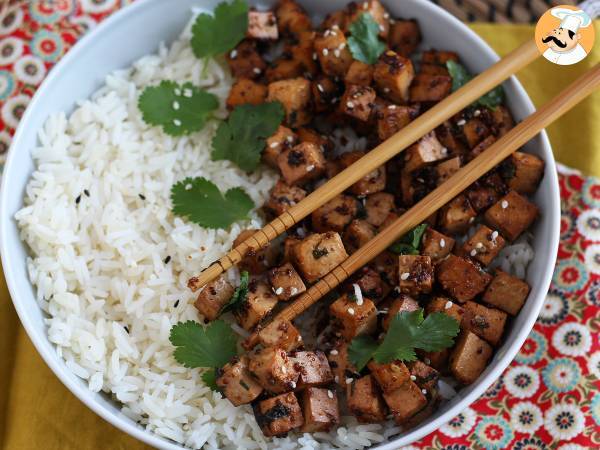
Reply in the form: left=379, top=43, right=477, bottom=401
left=75, top=195, right=81, bottom=204
left=138, top=193, right=146, bottom=200
left=174, top=299, right=180, bottom=308
left=164, top=255, right=171, bottom=264
left=84, top=189, right=90, bottom=197
left=124, top=326, right=130, bottom=334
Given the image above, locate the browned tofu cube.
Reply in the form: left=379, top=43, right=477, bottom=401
left=426, top=296, right=464, bottom=324
left=450, top=330, right=493, bottom=385
left=275, top=0, right=312, bottom=36
left=227, top=40, right=266, bottom=79
left=226, top=78, right=267, bottom=110
left=291, top=350, right=334, bottom=388
left=403, top=131, right=447, bottom=173
left=216, top=356, right=263, bottom=406
left=345, top=60, right=374, bottom=86
left=368, top=360, right=410, bottom=394
left=248, top=10, right=278, bottom=40
left=278, top=142, right=326, bottom=186
left=266, top=58, right=304, bottom=82
left=382, top=294, right=419, bottom=331
left=249, top=347, right=299, bottom=393
left=418, top=349, right=450, bottom=372
left=255, top=392, right=304, bottom=436
left=409, top=74, right=452, bottom=102
left=267, top=77, right=312, bottom=127
left=337, top=151, right=386, bottom=196
left=420, top=228, right=455, bottom=263
left=461, top=225, right=506, bottom=266
left=408, top=360, right=439, bottom=393
left=422, top=50, right=459, bottom=65
left=312, top=76, right=342, bottom=113
left=268, top=262, right=306, bottom=300
left=374, top=50, right=415, bottom=103
left=484, top=191, right=539, bottom=241
left=376, top=104, right=419, bottom=141
left=296, top=127, right=334, bottom=154
left=340, top=85, right=376, bottom=122
left=283, top=236, right=301, bottom=263
left=462, top=118, right=490, bottom=149
left=347, top=0, right=390, bottom=37
left=288, top=31, right=318, bottom=76
left=365, top=192, right=395, bottom=227
left=503, top=152, right=545, bottom=195
left=311, top=194, right=358, bottom=233
left=436, top=120, right=465, bottom=155
left=320, top=10, right=348, bottom=32
left=263, top=126, right=297, bottom=168
left=437, top=255, right=492, bottom=302
left=327, top=341, right=356, bottom=384
left=436, top=156, right=461, bottom=185
left=469, top=135, right=496, bottom=160
left=398, top=255, right=434, bottom=296
left=300, top=387, right=340, bottom=432
left=461, top=301, right=507, bottom=346
left=233, top=229, right=276, bottom=274
left=438, top=195, right=477, bottom=235
left=258, top=318, right=303, bottom=351
left=466, top=183, right=502, bottom=213
left=314, top=29, right=353, bottom=77
left=194, top=275, right=234, bottom=321
left=382, top=380, right=427, bottom=424
left=343, top=219, right=376, bottom=254
left=330, top=294, right=377, bottom=340
left=347, top=375, right=388, bottom=423
left=490, top=105, right=514, bottom=136
left=349, top=267, right=389, bottom=301
left=372, top=250, right=399, bottom=286
left=233, top=280, right=278, bottom=330
left=265, top=180, right=306, bottom=216
left=388, top=19, right=421, bottom=56
left=292, top=232, right=348, bottom=283
left=483, top=270, right=530, bottom=316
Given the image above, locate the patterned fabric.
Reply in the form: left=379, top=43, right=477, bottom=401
left=1, top=2, right=600, bottom=450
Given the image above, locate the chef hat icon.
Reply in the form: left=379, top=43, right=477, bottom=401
left=550, top=8, right=592, bottom=33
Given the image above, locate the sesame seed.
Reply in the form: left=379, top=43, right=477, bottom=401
left=348, top=307, right=355, bottom=315
left=322, top=48, right=329, bottom=56
left=312, top=52, right=318, bottom=60
left=400, top=272, right=410, bottom=280
left=286, top=135, right=294, bottom=143
left=185, top=183, right=192, bottom=190
left=339, top=43, right=346, bottom=50
left=253, top=67, right=261, bottom=74
left=275, top=287, right=284, bottom=295
left=183, top=89, right=193, bottom=98
left=269, top=142, right=278, bottom=148
left=421, top=388, right=427, bottom=394
left=410, top=375, right=416, bottom=381
left=334, top=375, right=339, bottom=383
left=346, top=101, right=354, bottom=109
left=383, top=12, right=390, bottom=19
left=476, top=242, right=484, bottom=249
left=332, top=25, right=340, bottom=30
left=138, top=193, right=146, bottom=200
left=172, top=101, right=180, bottom=110
left=346, top=378, right=353, bottom=384
left=297, top=335, right=302, bottom=341
left=290, top=381, right=296, bottom=388
left=441, top=147, right=448, bottom=156
left=330, top=349, right=339, bottom=356
left=290, top=287, right=298, bottom=295
left=281, top=366, right=287, bottom=374
left=84, top=189, right=90, bottom=197
left=334, top=49, right=340, bottom=58
left=440, top=239, right=446, bottom=248
left=362, top=2, right=368, bottom=9
left=470, top=249, right=478, bottom=256
left=469, top=217, right=475, bottom=223
left=445, top=301, right=453, bottom=310
left=388, top=104, right=396, bottom=110
left=501, top=200, right=509, bottom=209
left=389, top=18, right=396, bottom=24
left=230, top=50, right=237, bottom=59
left=330, top=31, right=337, bottom=36
left=383, top=87, right=390, bottom=93
left=324, top=30, right=330, bottom=37
left=379, top=24, right=385, bottom=32
left=173, top=119, right=182, bottom=126
left=306, top=164, right=315, bottom=172
left=474, top=109, right=481, bottom=117
left=491, top=231, right=499, bottom=240
left=457, top=119, right=466, bottom=126
left=317, top=84, right=324, bottom=92
left=327, top=390, right=334, bottom=399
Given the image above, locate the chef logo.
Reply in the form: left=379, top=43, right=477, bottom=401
left=535, top=5, right=595, bottom=66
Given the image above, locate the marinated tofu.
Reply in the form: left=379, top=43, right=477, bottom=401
left=300, top=387, right=340, bottom=432
left=347, top=375, right=388, bottom=423
left=368, top=360, right=410, bottom=393
left=194, top=275, right=234, bottom=321
left=337, top=151, right=387, bottom=196
left=340, top=84, right=377, bottom=121
left=233, top=280, right=278, bottom=330
left=450, top=331, right=493, bottom=385
left=483, top=270, right=530, bottom=316
left=382, top=294, right=419, bottom=330
left=409, top=74, right=452, bottom=102
left=311, top=194, right=358, bottom=232
left=501, top=152, right=545, bottom=195
left=484, top=191, right=539, bottom=241
left=343, top=219, right=376, bottom=254
left=437, top=255, right=492, bottom=302
left=278, top=142, right=326, bottom=186
left=233, top=229, right=276, bottom=274
left=461, top=301, right=507, bottom=347
left=265, top=180, right=307, bottom=216
left=227, top=40, right=266, bottom=79
left=314, top=28, right=353, bottom=77
left=255, top=392, right=304, bottom=436
left=376, top=104, right=419, bottom=141
left=248, top=10, right=279, bottom=40
left=460, top=225, right=506, bottom=266
left=388, top=19, right=421, bottom=56
left=268, top=262, right=307, bottom=300
left=216, top=356, right=263, bottom=406
left=345, top=60, right=374, bottom=86
left=258, top=318, right=303, bottom=351
left=408, top=360, right=439, bottom=393
left=349, top=266, right=388, bottom=302
left=435, top=156, right=462, bottom=185
left=365, top=192, right=395, bottom=227
left=275, top=0, right=312, bottom=36
left=425, top=296, right=464, bottom=323
left=249, top=346, right=299, bottom=393
left=329, top=294, right=377, bottom=340
left=267, top=77, right=312, bottom=127
left=438, top=194, right=477, bottom=235
left=264, top=126, right=298, bottom=168
left=327, top=340, right=356, bottom=385
left=382, top=380, right=427, bottom=424
left=403, top=131, right=448, bottom=173
left=398, top=255, right=434, bottom=296
left=291, top=350, right=334, bottom=388
left=292, top=232, right=348, bottom=283
left=347, top=0, right=390, bottom=38
left=420, top=228, right=455, bottom=262
left=227, top=78, right=268, bottom=109
left=374, top=50, right=415, bottom=103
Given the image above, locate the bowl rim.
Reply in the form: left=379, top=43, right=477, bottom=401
left=0, top=0, right=560, bottom=449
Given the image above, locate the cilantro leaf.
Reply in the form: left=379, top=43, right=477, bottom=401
left=201, top=368, right=219, bottom=391
left=347, top=13, right=386, bottom=65
left=348, top=335, right=379, bottom=371
left=220, top=271, right=250, bottom=315
left=446, top=60, right=504, bottom=109
left=138, top=81, right=218, bottom=136
left=211, top=102, right=285, bottom=171
left=171, top=177, right=254, bottom=229
left=169, top=320, right=237, bottom=369
left=389, top=223, right=428, bottom=255
left=191, top=0, right=248, bottom=59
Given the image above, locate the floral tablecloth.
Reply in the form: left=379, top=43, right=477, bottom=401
left=1, top=1, right=600, bottom=449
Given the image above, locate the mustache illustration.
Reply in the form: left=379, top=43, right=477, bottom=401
left=542, top=35, right=567, bottom=48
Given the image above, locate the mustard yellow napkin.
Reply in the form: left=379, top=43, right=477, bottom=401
left=1, top=22, right=599, bottom=450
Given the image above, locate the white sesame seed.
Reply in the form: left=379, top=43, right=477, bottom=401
left=172, top=101, right=180, bottom=110
left=183, top=88, right=193, bottom=98
left=348, top=307, right=355, bottom=315
left=230, top=50, right=238, bottom=59
left=291, top=287, right=298, bottom=295
left=330, top=31, right=337, bottom=36
left=470, top=249, right=477, bottom=256
left=286, top=135, right=294, bottom=143
left=379, top=24, right=385, bottom=32
left=332, top=25, right=340, bottom=30
left=383, top=87, right=390, bottom=93
left=313, top=52, right=318, bottom=60
left=275, top=287, right=284, bottom=295
left=441, top=147, right=448, bottom=156
left=334, top=49, right=341, bottom=58
left=389, top=18, right=396, bottom=24
left=457, top=119, right=466, bottom=126
left=324, top=30, right=331, bottom=37
left=317, top=84, right=324, bottom=92
left=253, top=67, right=261, bottom=74
left=388, top=104, right=396, bottom=110
left=327, top=390, right=334, bottom=399
left=339, top=43, right=346, bottom=50
left=346, top=101, right=354, bottom=109
left=290, top=381, right=297, bottom=388
left=334, top=375, right=339, bottom=383
left=440, top=239, right=446, bottom=248
left=469, top=217, right=475, bottom=223
left=501, top=200, right=509, bottom=209
left=383, top=12, right=390, bottom=19
left=282, top=366, right=287, bottom=374
left=445, top=301, right=453, bottom=310
left=306, top=164, right=315, bottom=172
left=410, top=375, right=416, bottom=381
left=400, top=272, right=410, bottom=280
left=185, top=183, right=192, bottom=190
left=297, top=335, right=302, bottom=341
left=269, top=142, right=278, bottom=148
left=173, top=119, right=182, bottom=126
left=330, top=349, right=339, bottom=356
left=474, top=109, right=481, bottom=117
left=491, top=231, right=499, bottom=240
left=323, top=48, right=329, bottom=56
left=476, top=242, right=484, bottom=249
left=346, top=378, right=353, bottom=384
left=421, top=388, right=427, bottom=394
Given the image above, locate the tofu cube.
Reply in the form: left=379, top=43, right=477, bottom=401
left=300, top=387, right=340, bottom=432
left=249, top=347, right=299, bottom=393
left=388, top=19, right=421, bottom=57
left=426, top=296, right=464, bottom=324
left=255, top=392, right=304, bottom=436
left=275, top=0, right=312, bottom=36
left=377, top=104, right=419, bottom=141
left=320, top=10, right=348, bottom=32
left=403, top=131, right=447, bottom=173
left=460, top=225, right=506, bottom=266
left=340, top=85, right=377, bottom=122
left=337, top=151, right=387, bottom=196
left=226, top=40, right=266, bottom=79
left=374, top=51, right=415, bottom=103
left=421, top=50, right=459, bottom=65
left=267, top=77, right=312, bottom=128
left=462, top=118, right=490, bottom=149
left=435, top=156, right=461, bottom=185
left=314, top=29, right=353, bottom=77
left=216, top=356, right=263, bottom=406
left=277, top=142, right=326, bottom=186
left=327, top=341, right=356, bottom=385
left=365, top=192, right=395, bottom=227
left=503, top=152, right=545, bottom=195
left=292, top=232, right=349, bottom=283
left=367, top=360, right=410, bottom=394
left=268, top=262, right=306, bottom=300
left=438, top=194, right=477, bottom=235
left=258, top=318, right=303, bottom=351
left=311, top=194, right=358, bottom=233
left=466, top=183, right=502, bottom=213
left=265, top=180, right=306, bottom=216
left=226, top=78, right=267, bottom=110
left=283, top=236, right=301, bottom=263
left=348, top=267, right=389, bottom=302
left=437, top=255, right=492, bottom=302
left=372, top=250, right=399, bottom=286
left=343, top=219, right=376, bottom=254
left=263, top=126, right=297, bottom=168
left=329, top=294, right=377, bottom=340
left=409, top=74, right=452, bottom=102
left=382, top=380, right=427, bottom=424
left=288, top=31, right=318, bottom=76
left=347, top=375, right=388, bottom=423
left=266, top=58, right=304, bottom=82
left=484, top=191, right=539, bottom=241
left=347, top=0, right=390, bottom=38
left=248, top=10, right=279, bottom=40
left=407, top=360, right=439, bottom=393
left=296, top=127, right=334, bottom=154
left=461, top=301, right=507, bottom=347
left=382, top=294, right=419, bottom=331
left=233, top=229, right=276, bottom=274
left=194, top=275, right=234, bottom=321
left=469, top=135, right=496, bottom=160
left=450, top=331, right=493, bottom=385
left=483, top=270, right=530, bottom=316
left=398, top=255, right=434, bottom=296
left=420, top=228, right=455, bottom=263
left=435, top=120, right=465, bottom=155
left=418, top=349, right=450, bottom=372
left=490, top=105, right=514, bottom=136
left=291, top=350, right=334, bottom=388
left=312, top=76, right=342, bottom=113
left=233, top=280, right=278, bottom=330
left=345, top=60, right=374, bottom=86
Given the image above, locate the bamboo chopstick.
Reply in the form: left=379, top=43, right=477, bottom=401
left=188, top=40, right=541, bottom=291
left=242, top=63, right=600, bottom=350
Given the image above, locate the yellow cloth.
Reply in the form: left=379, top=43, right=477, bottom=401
left=1, top=23, right=599, bottom=450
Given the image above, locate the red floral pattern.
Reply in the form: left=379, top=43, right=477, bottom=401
left=1, top=2, right=600, bottom=449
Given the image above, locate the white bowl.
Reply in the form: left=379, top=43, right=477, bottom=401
left=0, top=0, right=560, bottom=448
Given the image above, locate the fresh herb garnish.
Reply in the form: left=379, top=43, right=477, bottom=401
left=138, top=81, right=218, bottom=136
left=191, top=0, right=249, bottom=59
left=446, top=60, right=504, bottom=109
left=211, top=102, right=285, bottom=171
left=171, top=177, right=254, bottom=229
left=348, top=309, right=460, bottom=369
left=389, top=223, right=428, bottom=255
left=201, top=368, right=219, bottom=390
left=347, top=13, right=386, bottom=65
left=220, top=271, right=250, bottom=314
